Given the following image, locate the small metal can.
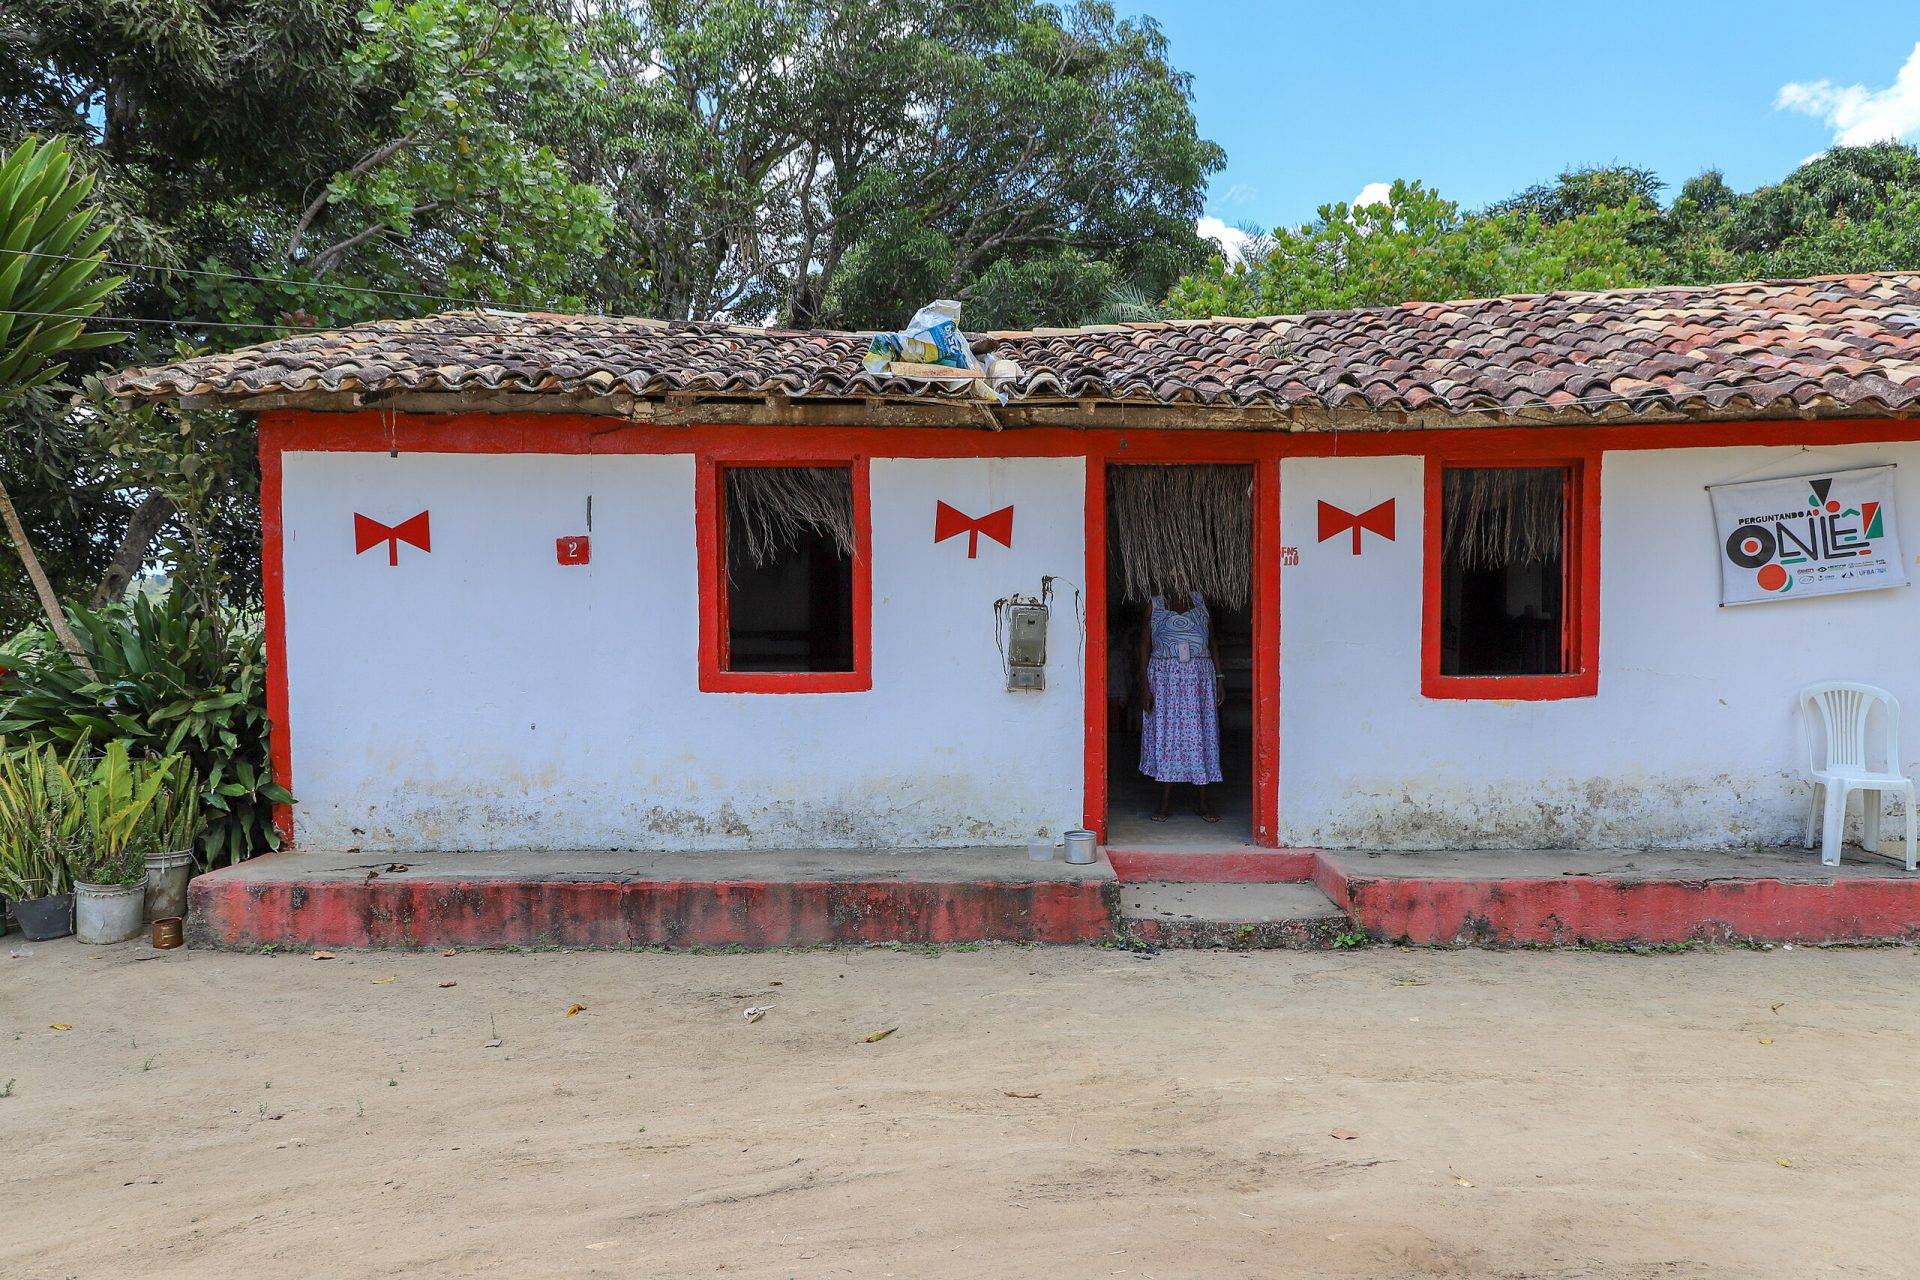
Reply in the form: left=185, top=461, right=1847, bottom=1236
left=151, top=916, right=184, bottom=949
left=1062, top=829, right=1099, bottom=865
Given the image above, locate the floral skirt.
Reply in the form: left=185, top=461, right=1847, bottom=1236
left=1140, top=655, right=1223, bottom=785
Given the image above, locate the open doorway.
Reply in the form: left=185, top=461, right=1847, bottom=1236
left=1103, top=464, right=1255, bottom=849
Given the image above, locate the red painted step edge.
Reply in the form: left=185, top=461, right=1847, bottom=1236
left=185, top=852, right=1920, bottom=950
left=1105, top=847, right=1317, bottom=883
left=1332, top=870, right=1920, bottom=946
left=187, top=874, right=1116, bottom=950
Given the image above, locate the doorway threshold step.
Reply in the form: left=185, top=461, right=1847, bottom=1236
left=1119, top=881, right=1352, bottom=949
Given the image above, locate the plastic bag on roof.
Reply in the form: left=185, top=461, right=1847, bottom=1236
left=863, top=299, right=976, bottom=373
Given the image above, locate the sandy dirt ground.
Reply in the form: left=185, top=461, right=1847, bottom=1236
left=3, top=938, right=1917, bottom=1279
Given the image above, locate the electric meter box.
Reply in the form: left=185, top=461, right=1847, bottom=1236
left=1006, top=603, right=1048, bottom=691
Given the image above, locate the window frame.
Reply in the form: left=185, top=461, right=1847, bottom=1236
left=696, top=455, right=873, bottom=694
left=1421, top=452, right=1601, bottom=701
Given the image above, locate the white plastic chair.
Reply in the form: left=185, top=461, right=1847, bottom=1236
left=1800, top=681, right=1917, bottom=870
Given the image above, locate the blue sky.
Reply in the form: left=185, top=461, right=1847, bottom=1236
left=1116, top=3, right=1920, bottom=250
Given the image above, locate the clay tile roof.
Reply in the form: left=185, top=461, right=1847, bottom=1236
left=104, top=272, right=1920, bottom=429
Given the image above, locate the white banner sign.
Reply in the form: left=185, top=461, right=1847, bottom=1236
left=1710, top=465, right=1907, bottom=606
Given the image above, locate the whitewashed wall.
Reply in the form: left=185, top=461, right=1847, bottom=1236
left=1279, top=444, right=1920, bottom=848
left=279, top=452, right=1086, bottom=851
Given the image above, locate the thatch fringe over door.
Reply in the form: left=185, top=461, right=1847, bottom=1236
left=1107, top=464, right=1253, bottom=610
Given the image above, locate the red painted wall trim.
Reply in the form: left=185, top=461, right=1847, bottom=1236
left=258, top=411, right=295, bottom=845
left=1082, top=455, right=1108, bottom=839
left=1420, top=450, right=1603, bottom=701
left=264, top=411, right=1920, bottom=462
left=694, top=456, right=873, bottom=694
left=1252, top=459, right=1281, bottom=843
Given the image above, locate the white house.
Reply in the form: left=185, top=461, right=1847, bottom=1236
left=110, top=273, right=1920, bottom=859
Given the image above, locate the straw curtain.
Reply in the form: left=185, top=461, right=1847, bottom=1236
left=1107, top=464, right=1253, bottom=610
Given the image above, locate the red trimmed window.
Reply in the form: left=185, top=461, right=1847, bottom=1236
left=697, top=458, right=872, bottom=693
left=1422, top=456, right=1599, bottom=700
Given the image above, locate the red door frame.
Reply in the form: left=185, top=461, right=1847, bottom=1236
left=1084, top=456, right=1281, bottom=846
left=257, top=410, right=1920, bottom=848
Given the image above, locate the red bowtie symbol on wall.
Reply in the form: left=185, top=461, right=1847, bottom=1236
left=934, top=501, right=1014, bottom=558
left=354, top=511, right=432, bottom=566
left=1316, top=498, right=1394, bottom=555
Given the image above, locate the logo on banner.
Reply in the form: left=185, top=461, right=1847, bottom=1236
left=1316, top=499, right=1394, bottom=555
left=1710, top=467, right=1907, bottom=605
left=354, top=511, right=431, bottom=566
left=934, top=501, right=1014, bottom=558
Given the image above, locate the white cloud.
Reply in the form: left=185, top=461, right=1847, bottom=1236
left=1351, top=181, right=1393, bottom=209
left=1221, top=183, right=1257, bottom=206
left=1197, top=216, right=1254, bottom=263
left=1778, top=42, right=1920, bottom=145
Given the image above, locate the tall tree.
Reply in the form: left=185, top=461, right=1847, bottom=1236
left=1165, top=180, right=1658, bottom=319
left=549, top=0, right=1222, bottom=329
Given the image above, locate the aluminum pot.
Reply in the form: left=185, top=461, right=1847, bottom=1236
left=75, top=881, right=146, bottom=945
left=1062, top=829, right=1099, bottom=865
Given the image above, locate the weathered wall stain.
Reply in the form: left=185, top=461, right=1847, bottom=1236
left=1290, top=769, right=1865, bottom=850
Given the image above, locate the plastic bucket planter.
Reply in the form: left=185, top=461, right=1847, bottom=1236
left=14, top=892, right=74, bottom=941
left=145, top=850, right=193, bottom=922
left=75, top=881, right=146, bottom=944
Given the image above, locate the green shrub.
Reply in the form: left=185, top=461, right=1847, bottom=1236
left=0, top=740, right=88, bottom=898
left=66, top=740, right=198, bottom=886
left=0, top=593, right=290, bottom=868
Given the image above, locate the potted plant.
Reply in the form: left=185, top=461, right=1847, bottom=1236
left=0, top=742, right=86, bottom=940
left=70, top=742, right=170, bottom=945
left=138, top=763, right=200, bottom=923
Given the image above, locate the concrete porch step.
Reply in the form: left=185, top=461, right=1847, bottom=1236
left=186, top=846, right=1119, bottom=950
left=1119, top=881, right=1353, bottom=949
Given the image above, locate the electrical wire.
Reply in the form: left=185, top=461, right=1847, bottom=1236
left=0, top=246, right=521, bottom=311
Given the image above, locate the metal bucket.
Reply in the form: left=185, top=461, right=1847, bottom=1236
left=1062, top=829, right=1099, bottom=865
left=75, top=881, right=146, bottom=944
left=145, top=850, right=193, bottom=922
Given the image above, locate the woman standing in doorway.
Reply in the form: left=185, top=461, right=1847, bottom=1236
left=1137, top=589, right=1224, bottom=821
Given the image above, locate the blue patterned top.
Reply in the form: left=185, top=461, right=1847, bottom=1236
left=1149, top=596, right=1211, bottom=660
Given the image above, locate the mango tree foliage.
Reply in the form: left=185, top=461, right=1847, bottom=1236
left=1166, top=180, right=1658, bottom=319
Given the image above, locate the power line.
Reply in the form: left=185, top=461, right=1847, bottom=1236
left=0, top=246, right=524, bottom=312
left=0, top=306, right=749, bottom=346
